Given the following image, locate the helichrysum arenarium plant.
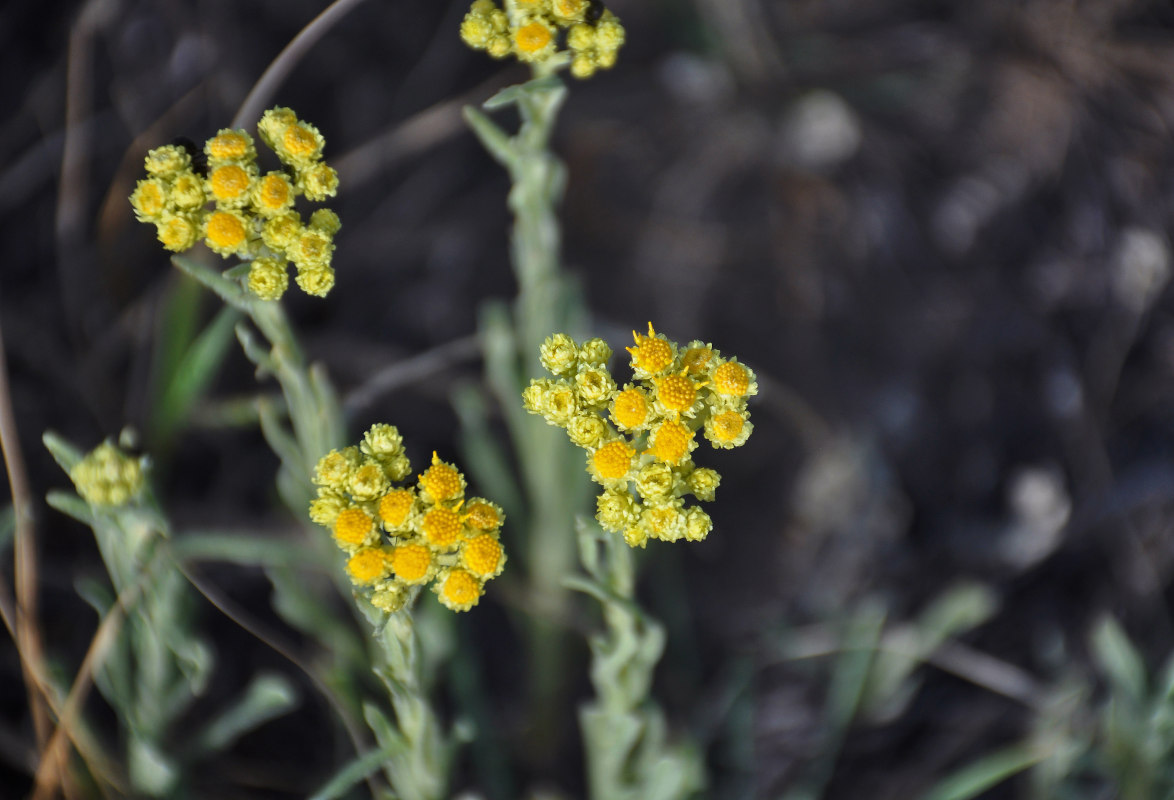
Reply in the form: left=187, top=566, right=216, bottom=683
left=43, top=435, right=295, bottom=797
left=524, top=324, right=758, bottom=547
left=130, top=107, right=341, bottom=300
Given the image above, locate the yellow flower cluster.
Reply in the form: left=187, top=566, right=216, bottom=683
left=460, top=0, right=625, bottom=79
left=130, top=108, right=341, bottom=301
left=524, top=324, right=757, bottom=547
left=69, top=442, right=146, bottom=507
left=309, top=424, right=507, bottom=613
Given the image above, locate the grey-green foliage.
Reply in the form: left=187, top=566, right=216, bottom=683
left=172, top=254, right=458, bottom=799
left=567, top=519, right=705, bottom=800
left=43, top=431, right=297, bottom=798
left=462, top=74, right=594, bottom=747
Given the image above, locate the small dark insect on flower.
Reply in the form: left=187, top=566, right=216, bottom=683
left=586, top=0, right=606, bottom=24
left=171, top=136, right=208, bottom=176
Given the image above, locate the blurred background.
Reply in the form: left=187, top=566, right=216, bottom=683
left=6, top=0, right=1174, bottom=797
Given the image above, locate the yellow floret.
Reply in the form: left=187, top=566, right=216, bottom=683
left=314, top=448, right=354, bottom=487
left=627, top=322, right=674, bottom=375
left=347, top=549, right=389, bottom=584
left=461, top=14, right=494, bottom=49
left=391, top=542, right=433, bottom=584
left=299, top=163, right=339, bottom=202
left=514, top=20, right=555, bottom=61
left=69, top=442, right=145, bottom=507
left=280, top=123, right=324, bottom=163
left=309, top=208, right=342, bottom=235
left=592, top=440, right=635, bottom=482
left=611, top=387, right=649, bottom=430
left=257, top=108, right=298, bottom=151
left=711, top=410, right=743, bottom=442
left=170, top=171, right=206, bottom=209
left=437, top=569, right=483, bottom=612
left=349, top=461, right=389, bottom=501
left=463, top=500, right=503, bottom=531
left=247, top=257, right=288, bottom=301
left=570, top=55, right=598, bottom=79
left=421, top=507, right=463, bottom=550
left=156, top=212, right=201, bottom=252
left=290, top=228, right=334, bottom=270
left=657, top=373, right=698, bottom=414
left=144, top=145, right=190, bottom=177
left=682, top=344, right=713, bottom=375
left=648, top=419, right=694, bottom=465
left=540, top=333, right=579, bottom=376
left=334, top=507, right=373, bottom=547
left=419, top=453, right=465, bottom=503
left=262, top=212, right=302, bottom=251
left=552, top=0, right=587, bottom=23
left=254, top=172, right=295, bottom=216
left=462, top=533, right=504, bottom=578
left=205, top=129, right=254, bottom=163
left=713, top=361, right=751, bottom=396
left=204, top=210, right=249, bottom=256
left=379, top=489, right=415, bottom=530
left=294, top=266, right=335, bottom=298
left=130, top=179, right=168, bottom=221
left=208, top=164, right=253, bottom=205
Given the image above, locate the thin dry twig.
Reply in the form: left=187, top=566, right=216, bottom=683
left=343, top=334, right=481, bottom=415
left=232, top=0, right=372, bottom=130
left=175, top=558, right=381, bottom=800
left=0, top=311, right=52, bottom=755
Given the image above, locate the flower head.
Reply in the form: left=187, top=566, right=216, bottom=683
left=460, top=0, right=626, bottom=78
left=523, top=324, right=756, bottom=546
left=309, top=424, right=506, bottom=612
left=131, top=108, right=340, bottom=299
left=69, top=442, right=146, bottom=507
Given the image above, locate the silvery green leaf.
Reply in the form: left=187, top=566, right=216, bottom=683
left=45, top=489, right=93, bottom=526
left=1092, top=615, right=1148, bottom=704
left=190, top=673, right=298, bottom=756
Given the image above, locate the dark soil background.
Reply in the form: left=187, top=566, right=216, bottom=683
left=6, top=0, right=1174, bottom=798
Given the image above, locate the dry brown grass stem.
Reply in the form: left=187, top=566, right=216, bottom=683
left=232, top=0, right=371, bottom=130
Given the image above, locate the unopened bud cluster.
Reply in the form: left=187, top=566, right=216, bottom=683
left=310, top=424, right=507, bottom=613
left=69, top=442, right=146, bottom=507
left=524, top=324, right=757, bottom=547
left=130, top=107, right=341, bottom=300
left=460, top=0, right=625, bottom=79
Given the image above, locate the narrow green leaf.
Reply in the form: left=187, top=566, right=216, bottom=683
left=463, top=106, right=515, bottom=167
left=171, top=532, right=317, bottom=568
left=152, top=306, right=241, bottom=448
left=308, top=745, right=398, bottom=800
left=42, top=430, right=84, bottom=473
left=921, top=745, right=1044, bottom=800
left=1091, top=616, right=1148, bottom=703
left=45, top=489, right=93, bottom=526
left=189, top=673, right=298, bottom=756
left=170, top=255, right=249, bottom=310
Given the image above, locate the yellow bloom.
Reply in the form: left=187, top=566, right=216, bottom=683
left=348, top=460, right=390, bottom=501
left=379, top=488, right=416, bottom=532
left=681, top=342, right=714, bottom=375
left=421, top=506, right=463, bottom=551
left=309, top=491, right=347, bottom=527
left=334, top=507, right=374, bottom=548
left=641, top=499, right=686, bottom=543
left=169, top=171, right=206, bottom=209
left=205, top=129, right=255, bottom=164
left=461, top=533, right=505, bottom=578
left=627, top=322, right=675, bottom=377
left=294, top=266, right=335, bottom=298
left=705, top=407, right=753, bottom=449
left=314, top=448, right=356, bottom=488
left=712, top=359, right=756, bottom=397
left=578, top=337, right=612, bottom=366
left=278, top=122, right=325, bottom=165
left=156, top=212, right=201, bottom=252
left=595, top=487, right=639, bottom=532
left=540, top=332, right=579, bottom=376
left=567, top=413, right=609, bottom=450
left=253, top=172, right=295, bottom=217
left=204, top=210, right=250, bottom=257
left=247, top=257, right=289, bottom=301
left=686, top=467, right=721, bottom=502
left=419, top=452, right=466, bottom=504
left=131, top=178, right=169, bottom=221
left=290, top=227, right=334, bottom=270
left=299, top=163, right=339, bottom=202
left=635, top=461, right=675, bottom=501
left=144, top=144, right=190, bottom=178
left=262, top=211, right=302, bottom=252
left=589, top=439, right=635, bottom=484
left=347, top=548, right=390, bottom=584
left=257, top=108, right=298, bottom=152
left=610, top=386, right=650, bottom=431
left=655, top=372, right=700, bottom=417
left=684, top=507, right=712, bottom=542
left=208, top=163, right=255, bottom=207
left=390, top=541, right=434, bottom=584
left=436, top=569, right=484, bottom=612
left=309, top=208, right=342, bottom=236
left=574, top=365, right=616, bottom=407
left=463, top=499, right=504, bottom=531
left=647, top=419, right=695, bottom=465
left=514, top=20, right=555, bottom=62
